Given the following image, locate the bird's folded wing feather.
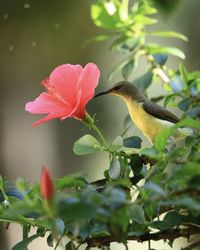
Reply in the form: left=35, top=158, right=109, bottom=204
left=143, top=101, right=180, bottom=124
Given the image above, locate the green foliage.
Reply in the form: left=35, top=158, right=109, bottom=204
left=90, top=0, right=186, bottom=82
left=73, top=134, right=102, bottom=155
left=0, top=0, right=200, bottom=250
left=12, top=232, right=44, bottom=250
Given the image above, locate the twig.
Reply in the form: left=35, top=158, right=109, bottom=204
left=145, top=53, right=170, bottom=84
left=124, top=243, right=129, bottom=250
left=181, top=239, right=200, bottom=250
left=83, top=227, right=200, bottom=248
left=54, top=236, right=63, bottom=250
left=171, top=189, right=200, bottom=197
left=148, top=240, right=151, bottom=250
left=91, top=175, right=143, bottom=190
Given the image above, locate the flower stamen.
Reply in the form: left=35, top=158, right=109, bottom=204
left=41, top=78, right=69, bottom=105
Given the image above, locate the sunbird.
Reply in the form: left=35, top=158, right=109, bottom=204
left=95, top=81, right=190, bottom=143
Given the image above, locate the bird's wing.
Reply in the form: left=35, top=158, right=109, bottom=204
left=143, top=100, right=180, bottom=124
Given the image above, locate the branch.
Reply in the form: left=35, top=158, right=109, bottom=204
left=91, top=155, right=156, bottom=188
left=83, top=227, right=200, bottom=248
left=146, top=53, right=170, bottom=84
left=91, top=175, right=143, bottom=188
left=181, top=239, right=200, bottom=250
left=171, top=189, right=200, bottom=197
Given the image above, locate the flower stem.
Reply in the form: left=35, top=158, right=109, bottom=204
left=83, top=113, right=109, bottom=148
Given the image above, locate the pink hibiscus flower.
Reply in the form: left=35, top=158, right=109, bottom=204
left=25, top=63, right=100, bottom=127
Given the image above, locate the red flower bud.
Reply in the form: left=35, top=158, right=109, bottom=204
left=40, top=167, right=54, bottom=200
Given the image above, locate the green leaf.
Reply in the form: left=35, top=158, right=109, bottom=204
left=155, top=119, right=200, bottom=151
left=190, top=84, right=198, bottom=96
left=188, top=71, right=200, bottom=81
left=119, top=0, right=129, bottom=21
left=83, top=34, right=112, bottom=47
left=187, top=107, right=200, bottom=119
left=67, top=221, right=90, bottom=240
left=65, top=241, right=76, bottom=250
left=110, top=205, right=130, bottom=236
left=179, top=63, right=188, bottom=83
left=154, top=127, right=174, bottom=151
left=122, top=59, right=135, bottom=80
left=196, top=79, right=200, bottom=92
left=147, top=31, right=188, bottom=41
left=164, top=212, right=185, bottom=227
left=134, top=71, right=153, bottom=91
left=111, top=36, right=140, bottom=53
left=153, top=53, right=168, bottom=66
left=22, top=225, right=29, bottom=241
left=106, top=187, right=127, bottom=205
left=176, top=118, right=200, bottom=129
left=91, top=2, right=121, bottom=30
left=90, top=223, right=110, bottom=237
left=58, top=198, right=97, bottom=220
left=0, top=176, right=3, bottom=190
left=134, top=15, right=157, bottom=25
left=178, top=98, right=191, bottom=111
left=47, top=233, right=54, bottom=247
left=12, top=233, right=43, bottom=250
left=141, top=148, right=160, bottom=159
left=163, top=93, right=177, bottom=107
left=56, top=176, right=87, bottom=190
left=151, top=220, right=170, bottom=230
left=73, top=135, right=102, bottom=155
left=16, top=177, right=29, bottom=193
left=137, top=3, right=157, bottom=15
left=181, top=162, right=200, bottom=176
left=110, top=136, right=123, bottom=152
left=143, top=181, right=166, bottom=196
left=146, top=44, right=185, bottom=59
left=123, top=136, right=142, bottom=148
left=109, top=56, right=136, bottom=80
left=109, top=159, right=121, bottom=180
left=150, top=95, right=165, bottom=103
left=170, top=75, right=184, bottom=93
left=54, top=218, right=65, bottom=235
left=130, top=204, right=146, bottom=224
left=108, top=58, right=127, bottom=80
left=188, top=175, right=200, bottom=190
left=130, top=154, right=143, bottom=175
left=161, top=197, right=200, bottom=211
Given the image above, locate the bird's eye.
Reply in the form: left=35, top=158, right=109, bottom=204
left=113, top=84, right=122, bottom=91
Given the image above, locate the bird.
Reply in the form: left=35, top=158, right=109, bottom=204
left=94, top=81, right=190, bottom=143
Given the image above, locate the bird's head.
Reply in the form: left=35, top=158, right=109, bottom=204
left=94, top=81, right=145, bottom=102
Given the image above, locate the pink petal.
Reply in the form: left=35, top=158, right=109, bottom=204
left=25, top=63, right=100, bottom=127
left=78, top=63, right=100, bottom=106
left=25, top=93, right=68, bottom=114
left=61, top=89, right=86, bottom=120
left=32, top=113, right=63, bottom=127
left=25, top=93, right=75, bottom=127
left=49, top=64, right=83, bottom=106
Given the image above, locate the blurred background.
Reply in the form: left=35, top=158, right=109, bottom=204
left=0, top=0, right=200, bottom=249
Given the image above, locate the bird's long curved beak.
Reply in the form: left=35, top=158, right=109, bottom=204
left=94, top=87, right=113, bottom=98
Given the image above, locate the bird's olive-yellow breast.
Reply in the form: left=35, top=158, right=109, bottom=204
left=95, top=81, right=180, bottom=142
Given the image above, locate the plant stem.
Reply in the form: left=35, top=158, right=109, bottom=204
left=83, top=226, right=200, bottom=248
left=145, top=52, right=170, bottom=84
left=83, top=113, right=109, bottom=148
left=92, top=123, right=109, bottom=148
